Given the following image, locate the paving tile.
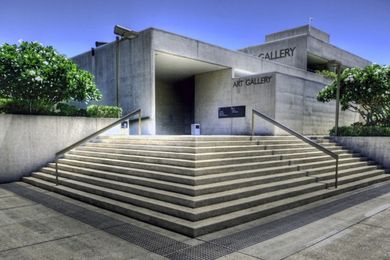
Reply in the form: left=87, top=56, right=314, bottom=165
left=239, top=194, right=390, bottom=260
left=361, top=207, right=390, bottom=229
left=0, top=214, right=95, bottom=251
left=285, top=223, right=390, bottom=260
left=217, top=252, right=261, bottom=259
left=0, top=230, right=164, bottom=260
left=0, top=204, right=61, bottom=227
left=0, top=195, right=36, bottom=210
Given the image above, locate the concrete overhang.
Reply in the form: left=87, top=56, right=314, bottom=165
left=155, top=51, right=228, bottom=83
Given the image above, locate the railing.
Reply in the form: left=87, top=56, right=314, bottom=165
left=55, top=108, right=142, bottom=185
left=251, top=109, right=339, bottom=188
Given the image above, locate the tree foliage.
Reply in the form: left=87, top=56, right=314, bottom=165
left=0, top=41, right=101, bottom=109
left=317, top=64, right=390, bottom=126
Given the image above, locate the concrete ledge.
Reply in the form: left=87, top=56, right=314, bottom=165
left=334, top=136, right=390, bottom=169
left=0, top=115, right=116, bottom=183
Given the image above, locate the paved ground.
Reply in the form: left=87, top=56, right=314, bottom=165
left=0, top=181, right=390, bottom=260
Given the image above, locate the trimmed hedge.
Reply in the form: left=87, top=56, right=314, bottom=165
left=330, top=125, right=390, bottom=136
left=0, top=99, right=121, bottom=118
left=86, top=105, right=122, bottom=118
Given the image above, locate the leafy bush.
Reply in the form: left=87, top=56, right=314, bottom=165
left=317, top=64, right=390, bottom=126
left=0, top=98, right=54, bottom=115
left=330, top=125, right=390, bottom=136
left=0, top=41, right=102, bottom=113
left=86, top=105, right=122, bottom=118
left=56, top=103, right=87, bottom=117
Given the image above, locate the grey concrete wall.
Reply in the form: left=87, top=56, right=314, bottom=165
left=0, top=115, right=115, bottom=183
left=73, top=30, right=155, bottom=134
left=240, top=35, right=308, bottom=70
left=307, top=36, right=371, bottom=69
left=150, top=28, right=328, bottom=84
left=195, top=70, right=276, bottom=135
left=274, top=73, right=358, bottom=135
left=334, top=137, right=390, bottom=169
left=265, top=25, right=329, bottom=43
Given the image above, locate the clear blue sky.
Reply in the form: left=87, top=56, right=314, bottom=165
left=1, top=0, right=389, bottom=64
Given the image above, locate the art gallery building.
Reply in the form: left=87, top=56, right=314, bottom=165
left=72, top=25, right=371, bottom=135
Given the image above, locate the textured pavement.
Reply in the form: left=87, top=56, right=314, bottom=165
left=0, top=181, right=389, bottom=259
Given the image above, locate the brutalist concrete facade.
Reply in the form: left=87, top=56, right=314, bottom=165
left=72, top=25, right=370, bottom=135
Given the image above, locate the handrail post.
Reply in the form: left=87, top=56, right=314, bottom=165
left=55, top=160, right=59, bottom=186
left=335, top=156, right=339, bottom=188
left=138, top=110, right=142, bottom=135
left=251, top=110, right=255, bottom=137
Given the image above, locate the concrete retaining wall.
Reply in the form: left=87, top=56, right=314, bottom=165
left=334, top=137, right=390, bottom=169
left=0, top=115, right=116, bottom=183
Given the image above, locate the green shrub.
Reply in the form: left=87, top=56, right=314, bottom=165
left=0, top=98, right=54, bottom=115
left=56, top=103, right=87, bottom=117
left=330, top=125, right=390, bottom=136
left=86, top=105, right=122, bottom=118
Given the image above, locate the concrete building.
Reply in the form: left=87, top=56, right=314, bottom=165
left=72, top=25, right=370, bottom=135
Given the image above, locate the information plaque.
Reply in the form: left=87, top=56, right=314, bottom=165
left=218, top=106, right=246, bottom=118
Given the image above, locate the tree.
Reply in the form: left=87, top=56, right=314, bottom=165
left=317, top=64, right=390, bottom=126
left=0, top=41, right=101, bottom=111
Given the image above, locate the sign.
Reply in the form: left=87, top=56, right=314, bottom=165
left=218, top=106, right=246, bottom=118
left=258, top=47, right=296, bottom=60
left=121, top=121, right=128, bottom=128
left=233, top=76, right=272, bottom=88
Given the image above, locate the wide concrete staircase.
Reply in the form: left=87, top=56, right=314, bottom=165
left=23, top=135, right=390, bottom=237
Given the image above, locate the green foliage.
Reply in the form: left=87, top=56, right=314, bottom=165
left=86, top=105, right=122, bottom=118
left=317, top=64, right=390, bottom=126
left=56, top=103, right=87, bottom=117
left=0, top=98, right=54, bottom=115
left=316, top=70, right=337, bottom=80
left=0, top=41, right=102, bottom=112
left=330, top=124, right=390, bottom=136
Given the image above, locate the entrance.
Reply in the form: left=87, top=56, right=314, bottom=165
left=154, top=52, right=226, bottom=135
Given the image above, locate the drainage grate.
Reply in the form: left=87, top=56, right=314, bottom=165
left=166, top=242, right=235, bottom=260
left=105, top=224, right=190, bottom=256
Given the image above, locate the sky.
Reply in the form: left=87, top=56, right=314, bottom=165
left=1, top=0, right=389, bottom=64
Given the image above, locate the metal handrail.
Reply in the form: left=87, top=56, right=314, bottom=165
left=251, top=109, right=338, bottom=188
left=55, top=108, right=142, bottom=185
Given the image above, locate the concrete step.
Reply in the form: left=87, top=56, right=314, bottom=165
left=27, top=172, right=323, bottom=221
left=191, top=174, right=390, bottom=236
left=61, top=154, right=364, bottom=177
left=54, top=157, right=373, bottom=188
left=43, top=164, right=197, bottom=195
left=83, top=142, right=314, bottom=153
left=76, top=145, right=356, bottom=161
left=312, top=166, right=382, bottom=181
left=36, top=168, right=326, bottom=207
left=23, top=174, right=390, bottom=237
left=96, top=135, right=299, bottom=141
left=68, top=150, right=350, bottom=168
left=324, top=170, right=386, bottom=187
left=94, top=139, right=306, bottom=147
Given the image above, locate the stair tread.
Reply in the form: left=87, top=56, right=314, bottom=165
left=23, top=174, right=390, bottom=233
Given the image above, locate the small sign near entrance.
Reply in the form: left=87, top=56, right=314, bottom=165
left=218, top=106, right=246, bottom=118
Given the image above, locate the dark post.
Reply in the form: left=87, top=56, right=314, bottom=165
left=335, top=63, right=341, bottom=136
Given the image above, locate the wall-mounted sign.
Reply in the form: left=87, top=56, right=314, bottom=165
left=218, top=106, right=246, bottom=118
left=233, top=76, right=272, bottom=88
left=121, top=121, right=128, bottom=128
left=258, top=47, right=296, bottom=60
